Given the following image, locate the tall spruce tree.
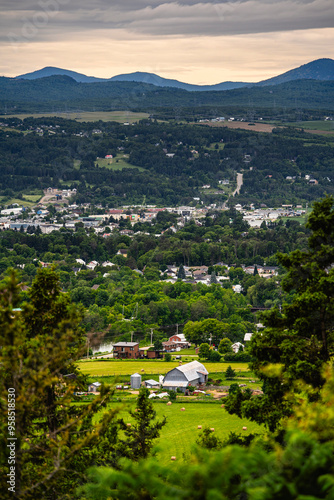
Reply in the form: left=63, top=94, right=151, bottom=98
left=117, top=387, right=167, bottom=461
left=177, top=264, right=186, bottom=280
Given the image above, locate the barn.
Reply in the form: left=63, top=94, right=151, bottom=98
left=162, top=360, right=208, bottom=392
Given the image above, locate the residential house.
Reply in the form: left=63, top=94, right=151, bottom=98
left=87, top=260, right=99, bottom=270
left=113, top=342, right=140, bottom=359
left=231, top=342, right=244, bottom=353
left=117, top=249, right=128, bottom=258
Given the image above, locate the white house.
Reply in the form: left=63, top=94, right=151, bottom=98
left=163, top=360, right=208, bottom=392
left=231, top=342, right=244, bottom=353
left=87, top=260, right=99, bottom=270
left=88, top=382, right=101, bottom=392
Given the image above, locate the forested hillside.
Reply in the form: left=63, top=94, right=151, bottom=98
left=1, top=75, right=334, bottom=113
left=0, top=117, right=333, bottom=207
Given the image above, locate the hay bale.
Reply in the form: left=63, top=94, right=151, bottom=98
left=197, top=425, right=202, bottom=429
left=127, top=423, right=131, bottom=427
left=221, top=404, right=225, bottom=408
left=210, top=428, right=215, bottom=432
left=181, top=407, right=185, bottom=411
left=171, top=456, right=176, bottom=461
left=141, top=369, right=145, bottom=372
left=242, top=426, right=247, bottom=431
left=167, top=401, right=172, bottom=405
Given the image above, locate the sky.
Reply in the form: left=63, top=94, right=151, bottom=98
left=1, top=0, right=334, bottom=84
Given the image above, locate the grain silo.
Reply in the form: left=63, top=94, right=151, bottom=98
left=130, top=373, right=142, bottom=389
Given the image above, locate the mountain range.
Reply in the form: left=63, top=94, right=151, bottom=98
left=15, top=58, right=334, bottom=92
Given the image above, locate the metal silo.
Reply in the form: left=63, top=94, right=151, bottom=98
left=130, top=373, right=142, bottom=389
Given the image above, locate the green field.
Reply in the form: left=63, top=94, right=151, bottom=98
left=269, top=120, right=334, bottom=135
left=110, top=401, right=263, bottom=465
left=78, top=359, right=249, bottom=377
left=3, top=111, right=150, bottom=123
left=95, top=155, right=145, bottom=171
left=0, top=196, right=42, bottom=208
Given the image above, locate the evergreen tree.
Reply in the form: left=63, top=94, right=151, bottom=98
left=117, top=387, right=167, bottom=461
left=225, top=365, right=236, bottom=379
left=210, top=271, right=218, bottom=284
left=177, top=264, right=186, bottom=280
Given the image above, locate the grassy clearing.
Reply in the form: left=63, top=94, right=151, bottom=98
left=0, top=197, right=41, bottom=208
left=108, top=401, right=263, bottom=465
left=282, top=120, right=334, bottom=132
left=78, top=359, right=249, bottom=376
left=95, top=155, right=145, bottom=171
left=2, top=111, right=150, bottom=123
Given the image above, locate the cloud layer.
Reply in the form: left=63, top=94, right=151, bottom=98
left=1, top=1, right=333, bottom=83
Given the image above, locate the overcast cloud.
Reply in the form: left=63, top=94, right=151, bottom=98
left=1, top=0, right=333, bottom=83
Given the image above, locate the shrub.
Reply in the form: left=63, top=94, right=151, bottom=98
left=196, top=427, right=223, bottom=450
left=209, top=350, right=222, bottom=362
left=224, top=352, right=252, bottom=362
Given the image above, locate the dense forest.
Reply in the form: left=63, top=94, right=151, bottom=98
left=1, top=75, right=334, bottom=112
left=0, top=116, right=333, bottom=207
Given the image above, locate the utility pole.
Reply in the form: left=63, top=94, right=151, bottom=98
left=86, top=338, right=90, bottom=358
left=176, top=323, right=179, bottom=335
left=150, top=328, right=154, bottom=345
left=131, top=331, right=134, bottom=342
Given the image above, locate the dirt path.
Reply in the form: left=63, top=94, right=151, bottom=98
left=233, top=172, right=243, bottom=196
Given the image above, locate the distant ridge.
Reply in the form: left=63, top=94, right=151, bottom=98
left=16, top=66, right=107, bottom=83
left=15, top=58, right=334, bottom=91
left=257, top=58, right=334, bottom=86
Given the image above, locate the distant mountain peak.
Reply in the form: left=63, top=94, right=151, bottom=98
left=257, top=58, right=334, bottom=86
left=15, top=58, right=334, bottom=91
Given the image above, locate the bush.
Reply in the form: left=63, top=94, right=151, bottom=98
left=228, top=383, right=240, bottom=394
left=164, top=353, right=172, bottom=362
left=209, top=350, right=222, bottom=362
left=196, top=427, right=223, bottom=450
left=223, top=352, right=252, bottom=362
left=168, top=390, right=177, bottom=401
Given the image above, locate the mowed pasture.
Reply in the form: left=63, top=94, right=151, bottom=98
left=3, top=111, right=150, bottom=123
left=78, top=359, right=249, bottom=377
left=112, top=401, right=263, bottom=465
left=95, top=155, right=146, bottom=171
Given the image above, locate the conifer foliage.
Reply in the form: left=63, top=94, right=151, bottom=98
left=0, top=268, right=116, bottom=499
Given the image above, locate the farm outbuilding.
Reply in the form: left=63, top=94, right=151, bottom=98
left=162, top=360, right=208, bottom=393
left=87, top=382, right=101, bottom=392
left=144, top=379, right=160, bottom=389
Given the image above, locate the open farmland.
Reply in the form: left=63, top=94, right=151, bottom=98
left=111, top=401, right=263, bottom=465
left=2, top=111, right=150, bottom=123
left=78, top=359, right=250, bottom=376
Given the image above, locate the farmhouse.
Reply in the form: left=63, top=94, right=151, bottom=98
left=113, top=342, right=140, bottom=359
left=163, top=360, right=208, bottom=392
left=162, top=333, right=190, bottom=352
